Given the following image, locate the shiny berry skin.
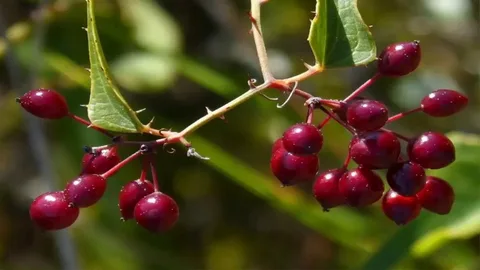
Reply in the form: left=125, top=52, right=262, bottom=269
left=272, top=138, right=284, bottom=154
left=29, top=191, right=80, bottom=230
left=313, top=168, right=347, bottom=211
left=338, top=168, right=384, bottom=207
left=386, top=162, right=426, bottom=196
left=346, top=100, right=389, bottom=132
left=119, top=179, right=155, bottom=220
left=82, top=147, right=121, bottom=175
left=377, top=41, right=421, bottom=77
left=416, top=176, right=454, bottom=215
left=134, top=192, right=179, bottom=233
left=408, top=132, right=455, bottom=169
left=282, top=123, right=323, bottom=155
left=421, top=89, right=468, bottom=117
left=17, top=89, right=69, bottom=119
left=382, top=189, right=421, bottom=225
left=270, top=147, right=319, bottom=186
left=333, top=96, right=366, bottom=122
left=349, top=130, right=400, bottom=169
left=64, top=174, right=107, bottom=208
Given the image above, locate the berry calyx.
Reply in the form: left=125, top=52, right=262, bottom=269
left=349, top=130, right=400, bottom=169
left=386, top=162, right=426, bottom=196
left=313, top=168, right=347, bottom=211
left=29, top=191, right=80, bottom=230
left=282, top=123, right=323, bottom=155
left=270, top=147, right=319, bottom=186
left=64, top=174, right=107, bottom=208
left=82, top=147, right=121, bottom=175
left=119, top=179, right=155, bottom=220
left=134, top=192, right=179, bottom=233
left=416, top=176, right=454, bottom=215
left=17, top=88, right=69, bottom=119
left=377, top=41, right=421, bottom=77
left=421, top=89, right=468, bottom=117
left=346, top=100, right=389, bottom=132
left=408, top=132, right=455, bottom=169
left=338, top=167, right=384, bottom=207
left=382, top=189, right=421, bottom=225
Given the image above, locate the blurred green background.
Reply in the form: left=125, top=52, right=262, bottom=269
left=0, top=0, right=479, bottom=269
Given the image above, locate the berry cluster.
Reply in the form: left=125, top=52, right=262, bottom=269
left=18, top=89, right=179, bottom=232
left=270, top=41, right=467, bottom=225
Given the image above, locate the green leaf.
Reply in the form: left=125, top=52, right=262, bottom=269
left=361, top=132, right=480, bottom=269
left=86, top=0, right=146, bottom=133
left=308, top=0, right=376, bottom=68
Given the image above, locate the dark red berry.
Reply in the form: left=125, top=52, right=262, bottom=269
left=272, top=138, right=284, bottom=154
left=119, top=179, right=155, bottom=220
left=338, top=167, right=384, bottom=207
left=333, top=97, right=366, bottom=122
left=386, top=162, right=426, bottom=196
left=382, top=189, right=421, bottom=225
left=408, top=132, right=455, bottom=169
left=377, top=41, right=421, bottom=77
left=421, top=89, right=468, bottom=117
left=82, top=147, right=121, bottom=175
left=349, top=130, right=400, bottom=169
left=416, top=176, right=454, bottom=215
left=270, top=147, right=319, bottom=186
left=313, top=168, right=347, bottom=211
left=29, top=191, right=80, bottom=230
left=282, top=123, right=323, bottom=155
left=134, top=192, right=179, bottom=232
left=64, top=174, right=107, bottom=208
left=346, top=100, right=389, bottom=132
left=17, top=88, right=69, bottom=119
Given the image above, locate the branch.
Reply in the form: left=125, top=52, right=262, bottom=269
left=250, top=0, right=273, bottom=82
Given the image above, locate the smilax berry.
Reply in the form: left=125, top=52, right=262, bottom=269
left=82, top=147, right=121, bottom=175
left=134, top=192, right=179, bottom=233
left=408, top=132, right=455, bottom=169
left=339, top=167, right=384, bottom=207
left=270, top=147, right=319, bottom=186
left=349, top=130, right=400, bottom=169
left=377, top=41, right=421, bottom=77
left=17, top=88, right=69, bottom=119
left=346, top=100, right=389, bottom=132
left=416, top=176, right=454, bottom=215
left=313, top=168, right=346, bottom=211
left=30, top=191, right=80, bottom=231
left=282, top=123, right=323, bottom=155
left=119, top=179, right=155, bottom=220
left=421, top=89, right=468, bottom=117
left=64, top=174, right=107, bottom=208
left=382, top=189, right=421, bottom=225
left=387, top=162, right=426, bottom=196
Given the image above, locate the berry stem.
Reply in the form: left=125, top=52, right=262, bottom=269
left=139, top=156, right=150, bottom=182
left=101, top=150, right=141, bottom=179
left=387, top=107, right=422, bottom=123
left=279, top=63, right=322, bottom=84
left=381, top=128, right=410, bottom=142
left=343, top=153, right=352, bottom=168
left=343, top=73, right=381, bottom=102
left=318, top=115, right=332, bottom=129
left=68, top=113, right=114, bottom=138
left=150, top=159, right=160, bottom=192
left=305, top=105, right=314, bottom=124
left=318, top=106, right=356, bottom=134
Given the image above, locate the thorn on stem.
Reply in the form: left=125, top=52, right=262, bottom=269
left=136, top=108, right=146, bottom=114
left=187, top=148, right=210, bottom=160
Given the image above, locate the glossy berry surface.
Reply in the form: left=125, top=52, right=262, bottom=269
left=119, top=179, right=155, bottom=220
left=17, top=88, right=69, bottom=119
left=333, top=96, right=366, bottom=122
left=382, top=189, right=421, bottom=225
left=338, top=167, right=384, bottom=207
left=421, top=89, right=468, bottom=117
left=416, top=176, right=454, bottom=215
left=282, top=123, right=323, bottom=155
left=349, top=130, right=400, bottom=169
left=272, top=138, right=284, bottom=154
left=134, top=192, right=179, bottom=233
left=346, top=100, right=389, bottom=132
left=30, top=191, right=80, bottom=230
left=270, top=147, right=319, bottom=186
left=313, top=168, right=346, bottom=211
left=64, top=174, right=107, bottom=208
left=82, top=147, right=121, bottom=175
left=387, top=162, right=425, bottom=196
left=377, top=41, right=421, bottom=77
left=408, top=132, right=455, bottom=169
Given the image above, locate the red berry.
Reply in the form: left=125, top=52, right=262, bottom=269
left=134, top=192, right=179, bottom=233
left=382, top=189, right=421, bottom=225
left=333, top=97, right=366, bottom=122
left=346, top=100, right=389, bottom=132
left=17, top=88, right=69, bottom=119
left=29, top=191, right=80, bottom=230
left=270, top=147, right=319, bottom=186
left=119, top=179, right=155, bottom=220
left=349, top=130, right=400, bottom=169
left=282, top=123, right=323, bottom=155
left=338, top=167, right=384, bottom=207
left=64, top=174, right=107, bottom=208
left=416, top=176, right=454, bottom=215
left=377, top=41, right=421, bottom=77
left=387, top=162, right=426, bottom=196
left=82, top=147, right=121, bottom=175
left=421, top=89, right=468, bottom=117
left=408, top=132, right=455, bottom=169
left=313, top=168, right=347, bottom=211
left=272, top=138, right=284, bottom=154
